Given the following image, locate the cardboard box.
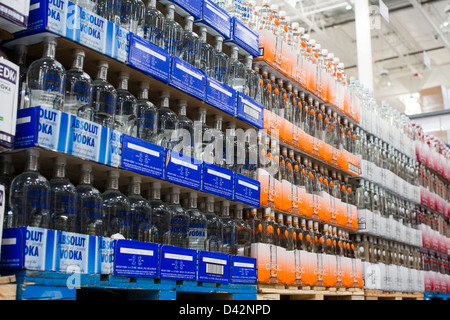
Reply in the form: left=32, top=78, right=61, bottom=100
left=0, top=0, right=30, bottom=33
left=165, top=149, right=202, bottom=190
left=205, top=76, right=236, bottom=116
left=229, top=255, right=257, bottom=284
left=233, top=173, right=260, bottom=207
left=195, top=0, right=231, bottom=39
left=170, top=56, right=206, bottom=101
left=198, top=250, right=230, bottom=283
left=0, top=59, right=19, bottom=149
left=225, top=17, right=259, bottom=57
left=159, top=0, right=203, bottom=20
left=251, top=242, right=277, bottom=283
left=202, top=162, right=234, bottom=199
left=113, top=239, right=160, bottom=278
left=236, top=92, right=264, bottom=129
left=159, top=245, right=197, bottom=280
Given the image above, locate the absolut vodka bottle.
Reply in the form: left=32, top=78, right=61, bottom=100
left=185, top=192, right=207, bottom=250
left=127, top=176, right=152, bottom=242
left=214, top=36, right=230, bottom=85
left=49, top=156, right=78, bottom=232
left=155, top=92, right=178, bottom=149
left=102, top=170, right=131, bottom=238
left=76, top=164, right=104, bottom=236
left=245, top=55, right=260, bottom=101
left=77, top=0, right=98, bottom=12
left=234, top=204, right=251, bottom=256
left=204, top=197, right=223, bottom=252
left=168, top=187, right=189, bottom=248
left=193, top=108, right=213, bottom=163
left=181, top=15, right=201, bottom=68
left=174, top=100, right=194, bottom=157
left=97, top=0, right=121, bottom=24
left=26, top=37, right=65, bottom=110
left=136, top=82, right=157, bottom=143
left=115, top=72, right=137, bottom=136
left=229, top=45, right=246, bottom=93
left=147, top=182, right=171, bottom=244
left=164, top=4, right=183, bottom=57
left=199, top=27, right=215, bottom=77
left=220, top=201, right=237, bottom=255
left=92, top=61, right=117, bottom=128
left=211, top=115, right=225, bottom=166
left=64, top=49, right=93, bottom=120
left=144, top=0, right=165, bottom=48
left=10, top=149, right=51, bottom=228
left=120, top=0, right=144, bottom=33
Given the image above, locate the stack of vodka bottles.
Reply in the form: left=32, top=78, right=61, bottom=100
left=0, top=148, right=261, bottom=257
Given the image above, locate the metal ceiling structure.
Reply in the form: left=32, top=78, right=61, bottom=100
left=269, top=0, right=450, bottom=143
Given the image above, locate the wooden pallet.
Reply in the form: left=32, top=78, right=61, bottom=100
left=0, top=275, right=16, bottom=300
left=364, top=290, right=424, bottom=300
left=1, top=270, right=257, bottom=300
left=257, top=283, right=365, bottom=300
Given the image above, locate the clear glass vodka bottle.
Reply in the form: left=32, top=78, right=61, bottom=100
left=193, top=107, right=213, bottom=163
left=199, top=27, right=216, bottom=77
left=167, top=187, right=189, bottom=248
left=127, top=176, right=152, bottom=242
left=164, top=4, right=183, bottom=57
left=225, top=121, right=238, bottom=172
left=1, top=154, right=14, bottom=229
left=261, top=208, right=275, bottom=244
left=247, top=208, right=262, bottom=243
left=114, top=72, right=137, bottom=136
left=120, top=0, right=145, bottom=34
left=261, top=69, right=271, bottom=110
left=26, top=37, right=65, bottom=110
left=77, top=0, right=98, bottom=12
left=14, top=44, right=28, bottom=110
left=135, top=82, right=158, bottom=143
left=180, top=15, right=201, bottom=68
left=211, top=115, right=225, bottom=166
left=155, top=92, right=178, bottom=149
left=229, top=45, right=246, bottom=93
left=77, top=164, right=104, bottom=236
left=234, top=204, right=251, bottom=256
left=102, top=170, right=130, bottom=238
left=204, top=196, right=223, bottom=252
left=185, top=192, right=207, bottom=250
left=147, top=182, right=171, bottom=244
left=174, top=100, right=194, bottom=157
left=97, top=0, right=121, bottom=24
left=10, top=149, right=51, bottom=228
left=244, top=55, right=260, bottom=101
left=220, top=201, right=237, bottom=255
left=214, top=36, right=230, bottom=85
left=144, top=0, right=165, bottom=48
left=92, top=61, right=117, bottom=128
left=49, top=156, right=78, bottom=232
left=64, top=49, right=93, bottom=119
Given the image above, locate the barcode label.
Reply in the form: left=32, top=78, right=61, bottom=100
left=205, top=263, right=224, bottom=275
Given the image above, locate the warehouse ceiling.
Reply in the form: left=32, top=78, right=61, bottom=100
left=270, top=0, right=450, bottom=143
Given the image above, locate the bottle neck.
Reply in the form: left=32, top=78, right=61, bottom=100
left=200, top=30, right=208, bottom=43
left=53, top=164, right=66, bottom=179
left=130, top=182, right=141, bottom=195
left=118, top=78, right=129, bottom=90
left=26, top=154, right=39, bottom=172
left=80, top=171, right=92, bottom=185
left=166, top=8, right=175, bottom=21
left=160, top=96, right=170, bottom=109
left=72, top=54, right=85, bottom=70
left=107, top=177, right=119, bottom=190
left=198, top=112, right=207, bottom=123
left=215, top=119, right=222, bottom=131
left=148, top=0, right=157, bottom=8
left=245, top=58, right=252, bottom=69
left=215, top=40, right=223, bottom=52
left=188, top=197, right=198, bottom=209
left=206, top=201, right=215, bottom=213
left=178, top=105, right=187, bottom=116
left=221, top=206, right=230, bottom=217
left=139, top=88, right=149, bottom=100
left=97, top=66, right=108, bottom=81
left=151, top=188, right=161, bottom=200
left=231, top=49, right=239, bottom=61
left=236, top=209, right=243, bottom=219
left=170, top=193, right=180, bottom=205
left=43, top=41, right=56, bottom=59
left=185, top=20, right=193, bottom=32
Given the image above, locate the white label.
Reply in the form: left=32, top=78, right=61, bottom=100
left=210, top=81, right=232, bottom=97
left=207, top=168, right=231, bottom=180
left=203, top=257, right=227, bottom=265
left=120, top=247, right=154, bottom=256
left=233, top=262, right=254, bottom=268
left=176, top=63, right=203, bottom=80
left=171, top=156, right=198, bottom=170
left=135, top=42, right=166, bottom=61
left=238, top=179, right=259, bottom=190
left=127, top=142, right=160, bottom=157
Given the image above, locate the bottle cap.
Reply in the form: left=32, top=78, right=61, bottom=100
left=151, top=181, right=162, bottom=189
left=79, top=163, right=92, bottom=172
left=130, top=176, right=141, bottom=183
left=185, top=15, right=194, bottom=22
left=108, top=170, right=120, bottom=178
left=73, top=48, right=85, bottom=57
left=138, top=81, right=150, bottom=89
left=189, top=192, right=198, bottom=198
left=54, top=156, right=67, bottom=165
left=97, top=60, right=109, bottom=68
left=177, top=100, right=187, bottom=107
left=118, top=71, right=130, bottom=79
left=170, top=187, right=180, bottom=194
left=215, top=35, right=224, bottom=42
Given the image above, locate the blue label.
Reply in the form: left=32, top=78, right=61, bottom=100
left=197, top=0, right=231, bottom=39
left=227, top=17, right=259, bottom=57
left=54, top=231, right=96, bottom=273
left=15, top=107, right=38, bottom=149
left=113, top=240, right=159, bottom=278
left=159, top=245, right=197, bottom=280
left=159, top=0, right=202, bottom=20
left=202, top=163, right=234, bottom=199
left=164, top=149, right=202, bottom=190
left=105, top=128, right=123, bottom=167
left=127, top=34, right=170, bottom=83
left=205, top=76, right=236, bottom=116
left=197, top=251, right=230, bottom=283
left=229, top=255, right=257, bottom=284
left=112, top=24, right=129, bottom=63
left=236, top=92, right=264, bottom=129
left=169, top=56, right=206, bottom=101
left=234, top=173, right=260, bottom=207
left=120, top=134, right=165, bottom=179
